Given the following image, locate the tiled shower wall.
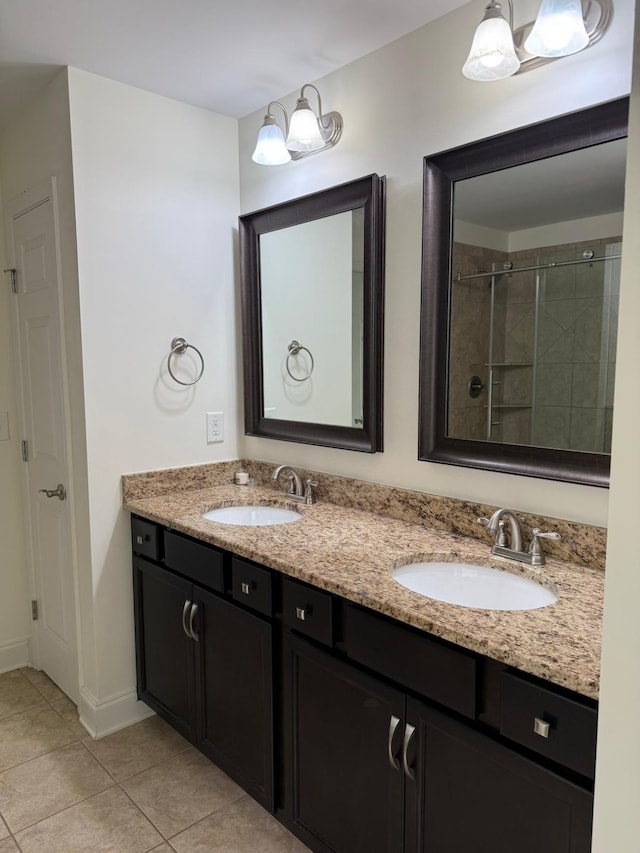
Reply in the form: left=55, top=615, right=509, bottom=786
left=448, top=242, right=506, bottom=440
left=449, top=237, right=621, bottom=452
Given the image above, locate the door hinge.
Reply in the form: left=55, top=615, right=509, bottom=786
left=21, top=440, right=29, bottom=462
left=3, top=268, right=17, bottom=293
left=31, top=600, right=39, bottom=621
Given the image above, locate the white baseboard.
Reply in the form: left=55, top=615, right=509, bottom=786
left=0, top=638, right=30, bottom=674
left=78, top=685, right=155, bottom=739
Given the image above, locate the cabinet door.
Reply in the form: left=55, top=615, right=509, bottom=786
left=283, top=633, right=404, bottom=853
left=196, top=587, right=274, bottom=811
left=405, top=697, right=593, bottom=853
left=133, top=557, right=197, bottom=741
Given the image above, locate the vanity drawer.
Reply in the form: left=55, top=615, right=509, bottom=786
left=163, top=530, right=224, bottom=593
left=281, top=578, right=333, bottom=646
left=343, top=604, right=477, bottom=719
left=231, top=558, right=272, bottom=617
left=131, top=517, right=161, bottom=561
left=500, top=671, right=597, bottom=779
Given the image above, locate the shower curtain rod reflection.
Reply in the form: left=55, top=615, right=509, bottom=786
left=455, top=252, right=622, bottom=283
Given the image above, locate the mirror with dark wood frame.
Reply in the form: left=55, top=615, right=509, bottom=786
left=419, top=98, right=629, bottom=487
left=240, top=174, right=385, bottom=452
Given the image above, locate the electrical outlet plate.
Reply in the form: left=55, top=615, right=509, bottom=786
left=206, top=411, right=224, bottom=443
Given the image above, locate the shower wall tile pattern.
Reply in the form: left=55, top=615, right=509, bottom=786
left=449, top=237, right=620, bottom=452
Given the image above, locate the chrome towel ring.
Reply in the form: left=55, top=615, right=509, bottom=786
left=167, top=337, right=205, bottom=386
left=286, top=340, right=314, bottom=382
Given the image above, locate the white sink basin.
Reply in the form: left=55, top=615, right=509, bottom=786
left=391, top=562, right=557, bottom=611
left=202, top=505, right=302, bottom=526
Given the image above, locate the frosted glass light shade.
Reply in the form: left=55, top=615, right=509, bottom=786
left=462, top=11, right=521, bottom=81
left=286, top=97, right=324, bottom=152
left=524, top=0, right=589, bottom=57
left=252, top=118, right=291, bottom=165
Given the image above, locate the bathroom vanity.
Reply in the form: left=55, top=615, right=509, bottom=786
left=126, top=476, right=601, bottom=853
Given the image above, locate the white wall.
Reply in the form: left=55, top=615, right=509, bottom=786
left=237, top=0, right=634, bottom=528
left=591, top=8, right=640, bottom=847
left=66, top=69, right=240, bottom=721
left=454, top=219, right=510, bottom=252
left=456, top=212, right=624, bottom=254
left=261, top=212, right=353, bottom=424
left=509, top=211, right=625, bottom=252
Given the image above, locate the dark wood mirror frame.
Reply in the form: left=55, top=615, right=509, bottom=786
left=419, top=98, right=629, bottom=487
left=240, top=174, right=385, bottom=453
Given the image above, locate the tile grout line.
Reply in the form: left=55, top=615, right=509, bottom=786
left=0, top=672, right=274, bottom=852
left=162, top=793, right=252, bottom=848
left=0, top=684, right=200, bottom=851
left=0, top=668, right=92, bottom=848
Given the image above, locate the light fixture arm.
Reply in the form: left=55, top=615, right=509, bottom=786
left=505, top=0, right=514, bottom=30
left=299, top=83, right=330, bottom=130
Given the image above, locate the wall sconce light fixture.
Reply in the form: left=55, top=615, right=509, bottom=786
left=462, top=0, right=613, bottom=81
left=252, top=83, right=343, bottom=166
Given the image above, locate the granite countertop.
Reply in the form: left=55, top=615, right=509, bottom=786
left=124, top=484, right=603, bottom=700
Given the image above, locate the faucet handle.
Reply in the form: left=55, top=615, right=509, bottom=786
left=477, top=517, right=490, bottom=527
left=304, top=479, right=318, bottom=503
left=528, top=528, right=561, bottom=565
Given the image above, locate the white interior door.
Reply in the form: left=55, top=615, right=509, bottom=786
left=8, top=186, right=79, bottom=704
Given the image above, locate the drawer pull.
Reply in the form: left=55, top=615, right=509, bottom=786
left=136, top=535, right=144, bottom=545
left=534, top=717, right=550, bottom=739
left=296, top=607, right=307, bottom=621
left=388, top=715, right=401, bottom=771
left=241, top=582, right=251, bottom=595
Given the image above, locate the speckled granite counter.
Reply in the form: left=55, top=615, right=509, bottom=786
left=123, top=481, right=603, bottom=700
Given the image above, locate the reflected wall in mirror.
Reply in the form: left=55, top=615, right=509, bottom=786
left=260, top=209, right=364, bottom=428
left=419, top=98, right=629, bottom=486
left=240, top=174, right=385, bottom=452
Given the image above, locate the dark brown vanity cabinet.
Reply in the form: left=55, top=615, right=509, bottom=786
left=133, top=556, right=198, bottom=741
left=282, top=601, right=595, bottom=853
left=406, top=698, right=593, bottom=853
left=131, top=516, right=595, bottom=852
left=282, top=633, right=405, bottom=853
left=132, top=521, right=274, bottom=810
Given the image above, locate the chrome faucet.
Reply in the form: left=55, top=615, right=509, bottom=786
left=271, top=465, right=317, bottom=506
left=485, top=508, right=523, bottom=552
left=478, top=508, right=560, bottom=566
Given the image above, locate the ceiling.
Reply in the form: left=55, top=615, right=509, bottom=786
left=455, top=139, right=628, bottom=232
left=0, top=0, right=469, bottom=130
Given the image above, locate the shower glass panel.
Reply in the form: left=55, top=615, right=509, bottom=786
left=447, top=239, right=622, bottom=453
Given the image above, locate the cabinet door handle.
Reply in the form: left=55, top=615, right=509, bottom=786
left=296, top=607, right=307, bottom=621
left=182, top=600, right=192, bottom=639
left=402, top=722, right=416, bottom=781
left=241, top=582, right=251, bottom=595
left=189, top=603, right=199, bottom=642
left=534, top=717, right=550, bottom=738
left=388, top=714, right=401, bottom=771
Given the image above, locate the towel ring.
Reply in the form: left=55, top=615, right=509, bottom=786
left=286, top=340, right=314, bottom=382
left=167, top=337, right=205, bottom=386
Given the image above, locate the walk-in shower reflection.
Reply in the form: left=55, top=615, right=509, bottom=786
left=448, top=239, right=622, bottom=453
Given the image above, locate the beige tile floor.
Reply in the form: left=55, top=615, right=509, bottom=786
left=0, top=668, right=309, bottom=852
